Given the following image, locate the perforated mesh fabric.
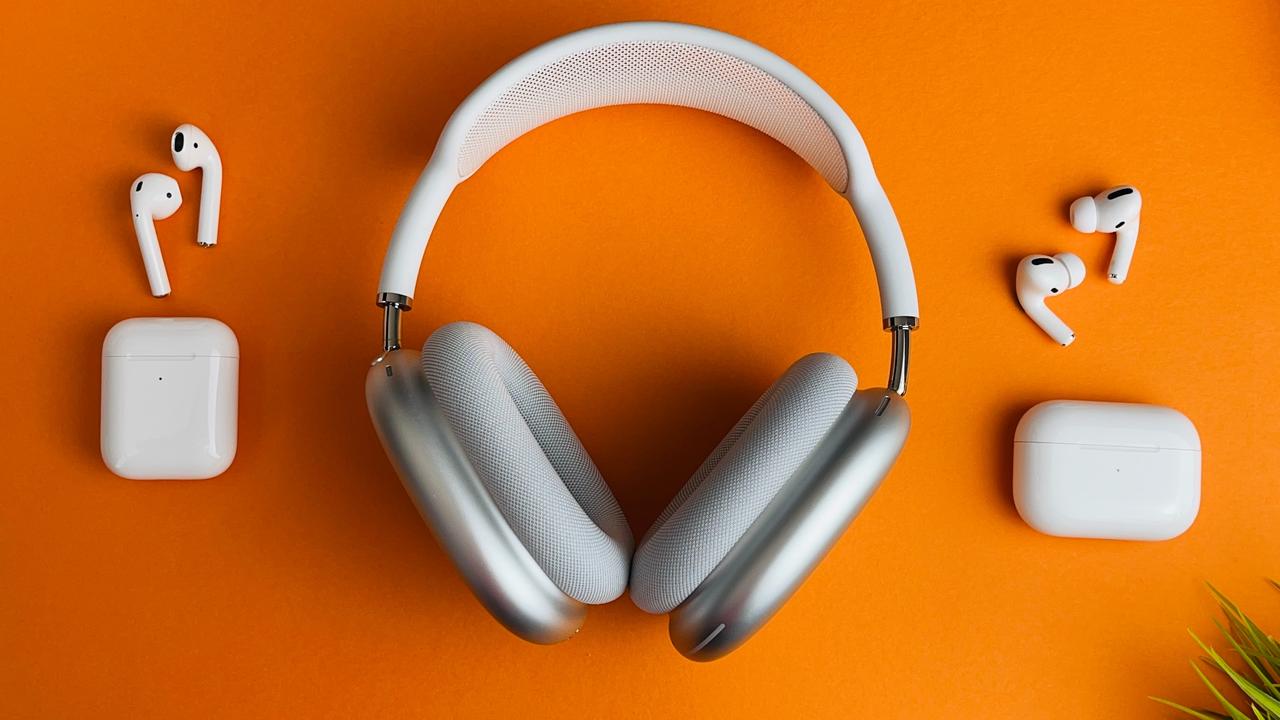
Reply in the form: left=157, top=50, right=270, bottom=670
left=457, top=41, right=849, bottom=192
left=629, top=353, right=857, bottom=614
left=422, top=322, right=634, bottom=604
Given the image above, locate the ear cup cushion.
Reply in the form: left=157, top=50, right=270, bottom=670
left=629, top=353, right=857, bottom=614
left=422, top=321, right=634, bottom=605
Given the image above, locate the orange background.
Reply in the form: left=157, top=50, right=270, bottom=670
left=2, top=1, right=1279, bottom=717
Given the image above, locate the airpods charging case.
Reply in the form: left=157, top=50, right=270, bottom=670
left=101, top=318, right=239, bottom=480
left=1013, top=400, right=1200, bottom=541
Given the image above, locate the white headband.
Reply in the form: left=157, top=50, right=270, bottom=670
left=378, top=21, right=919, bottom=329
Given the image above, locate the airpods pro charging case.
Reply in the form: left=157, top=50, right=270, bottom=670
left=1013, top=400, right=1201, bottom=541
left=101, top=318, right=239, bottom=480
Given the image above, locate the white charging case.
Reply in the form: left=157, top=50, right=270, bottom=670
left=101, top=317, right=239, bottom=480
left=1013, top=400, right=1200, bottom=541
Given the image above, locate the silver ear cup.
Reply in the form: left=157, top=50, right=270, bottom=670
left=421, top=322, right=633, bottom=605
left=630, top=354, right=859, bottom=617
left=668, top=388, right=910, bottom=661
left=366, top=348, right=586, bottom=643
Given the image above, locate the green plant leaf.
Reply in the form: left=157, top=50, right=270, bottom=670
left=1215, top=618, right=1280, bottom=692
left=1193, top=636, right=1280, bottom=718
left=1189, top=658, right=1253, bottom=720
left=1155, top=582, right=1280, bottom=720
left=1150, top=695, right=1233, bottom=720
left=1209, top=584, right=1280, bottom=682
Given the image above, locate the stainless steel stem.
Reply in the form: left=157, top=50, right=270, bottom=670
left=885, top=316, right=917, bottom=397
left=378, top=293, right=412, bottom=352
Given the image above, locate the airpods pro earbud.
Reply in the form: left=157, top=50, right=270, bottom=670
left=130, top=174, right=183, bottom=297
left=1070, top=186, right=1141, bottom=284
left=1017, top=252, right=1086, bottom=346
left=171, top=123, right=222, bottom=248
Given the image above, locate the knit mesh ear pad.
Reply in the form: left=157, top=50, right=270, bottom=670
left=421, top=322, right=634, bottom=605
left=629, top=353, right=857, bottom=614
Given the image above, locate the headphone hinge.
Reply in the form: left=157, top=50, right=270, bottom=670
left=885, top=317, right=916, bottom=397
left=378, top=293, right=413, bottom=352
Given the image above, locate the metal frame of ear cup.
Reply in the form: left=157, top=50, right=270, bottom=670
left=366, top=348, right=587, bottom=643
left=366, top=342, right=912, bottom=655
left=669, top=387, right=910, bottom=660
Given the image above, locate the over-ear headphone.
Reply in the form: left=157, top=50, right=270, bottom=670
left=366, top=21, right=920, bottom=661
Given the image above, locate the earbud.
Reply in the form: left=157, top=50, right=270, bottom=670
left=170, top=124, right=222, bottom=247
left=1017, top=252, right=1086, bottom=346
left=130, top=174, right=183, bottom=297
left=1069, top=186, right=1142, bottom=284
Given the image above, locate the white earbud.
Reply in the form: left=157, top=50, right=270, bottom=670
left=130, top=174, right=183, bottom=297
left=170, top=124, right=222, bottom=247
left=1069, top=186, right=1142, bottom=284
left=1017, top=252, right=1086, bottom=346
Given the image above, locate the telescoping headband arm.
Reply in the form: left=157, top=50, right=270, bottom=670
left=375, top=21, right=919, bottom=393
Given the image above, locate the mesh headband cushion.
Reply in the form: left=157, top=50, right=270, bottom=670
left=630, top=353, right=858, bottom=614
left=422, top=321, right=634, bottom=604
left=456, top=40, right=849, bottom=192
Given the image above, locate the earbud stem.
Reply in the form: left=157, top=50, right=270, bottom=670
left=1021, top=297, right=1075, bottom=347
left=197, top=165, right=222, bottom=247
left=1107, top=223, right=1139, bottom=284
left=132, top=214, right=170, bottom=297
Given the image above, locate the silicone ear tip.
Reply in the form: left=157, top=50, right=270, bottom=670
left=1069, top=197, right=1097, bottom=233
left=1055, top=252, right=1087, bottom=288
